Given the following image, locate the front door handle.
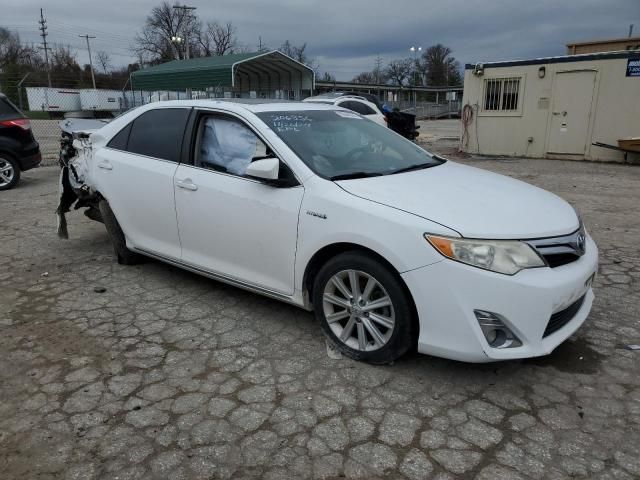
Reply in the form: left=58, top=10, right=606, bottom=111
left=176, top=178, right=198, bottom=191
left=97, top=161, right=113, bottom=170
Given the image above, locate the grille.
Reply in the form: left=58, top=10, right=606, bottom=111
left=542, top=252, right=581, bottom=268
left=543, top=294, right=585, bottom=338
left=526, top=226, right=586, bottom=268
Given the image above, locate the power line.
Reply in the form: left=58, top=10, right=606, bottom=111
left=79, top=34, right=97, bottom=89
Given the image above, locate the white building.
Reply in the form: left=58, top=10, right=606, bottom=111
left=461, top=51, right=640, bottom=162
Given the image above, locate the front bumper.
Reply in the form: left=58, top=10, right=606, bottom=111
left=402, top=235, right=598, bottom=362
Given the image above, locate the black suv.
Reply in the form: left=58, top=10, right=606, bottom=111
left=0, top=93, right=41, bottom=190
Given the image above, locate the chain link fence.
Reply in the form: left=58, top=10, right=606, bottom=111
left=0, top=72, right=131, bottom=164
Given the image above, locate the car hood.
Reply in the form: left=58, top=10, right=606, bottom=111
left=336, top=161, right=579, bottom=239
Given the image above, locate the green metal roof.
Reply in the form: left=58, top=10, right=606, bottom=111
left=131, top=51, right=314, bottom=91
left=131, top=52, right=261, bottom=90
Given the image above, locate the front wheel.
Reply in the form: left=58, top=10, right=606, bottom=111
left=312, top=251, right=417, bottom=364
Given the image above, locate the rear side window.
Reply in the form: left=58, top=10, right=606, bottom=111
left=0, top=97, right=21, bottom=119
left=339, top=100, right=376, bottom=116
left=126, top=108, right=190, bottom=162
left=107, top=123, right=132, bottom=150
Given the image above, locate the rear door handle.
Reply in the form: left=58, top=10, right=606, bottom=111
left=97, top=161, right=113, bottom=170
left=176, top=178, right=198, bottom=191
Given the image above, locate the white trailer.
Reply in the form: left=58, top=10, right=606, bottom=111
left=79, top=89, right=124, bottom=112
left=26, top=87, right=82, bottom=112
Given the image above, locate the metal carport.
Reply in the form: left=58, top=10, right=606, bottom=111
left=130, top=51, right=315, bottom=100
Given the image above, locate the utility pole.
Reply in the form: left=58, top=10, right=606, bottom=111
left=38, top=8, right=52, bottom=88
left=374, top=53, right=383, bottom=100
left=630, top=24, right=635, bottom=38
left=173, top=4, right=197, bottom=59
left=409, top=46, right=422, bottom=112
left=79, top=34, right=97, bottom=89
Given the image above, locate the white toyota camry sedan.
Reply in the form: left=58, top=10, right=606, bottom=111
left=58, top=100, right=598, bottom=364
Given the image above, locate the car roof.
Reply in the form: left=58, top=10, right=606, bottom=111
left=304, top=95, right=379, bottom=109
left=139, top=99, right=341, bottom=113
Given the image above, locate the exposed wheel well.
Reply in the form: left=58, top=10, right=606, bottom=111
left=0, top=150, right=17, bottom=161
left=302, top=243, right=418, bottom=321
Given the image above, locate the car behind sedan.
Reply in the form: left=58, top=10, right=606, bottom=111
left=57, top=99, right=597, bottom=364
left=0, top=93, right=41, bottom=190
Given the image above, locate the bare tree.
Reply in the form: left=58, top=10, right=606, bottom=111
left=279, top=40, right=319, bottom=71
left=199, top=21, right=237, bottom=56
left=420, top=44, right=461, bottom=86
left=50, top=45, right=80, bottom=72
left=319, top=71, right=335, bottom=82
left=133, top=1, right=200, bottom=64
left=96, top=50, right=112, bottom=74
left=352, top=71, right=376, bottom=84
left=0, top=28, right=39, bottom=68
left=385, top=59, right=413, bottom=86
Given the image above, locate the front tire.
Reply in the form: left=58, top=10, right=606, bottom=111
left=98, top=199, right=143, bottom=265
left=312, top=251, right=417, bottom=364
left=0, top=155, right=20, bottom=191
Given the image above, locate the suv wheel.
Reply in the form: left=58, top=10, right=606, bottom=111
left=313, top=251, right=416, bottom=364
left=0, top=155, right=20, bottom=190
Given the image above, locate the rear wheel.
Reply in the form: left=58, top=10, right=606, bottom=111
left=0, top=155, right=20, bottom=190
left=313, top=251, right=416, bottom=364
left=98, top=199, right=143, bottom=265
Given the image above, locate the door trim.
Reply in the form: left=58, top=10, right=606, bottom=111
left=133, top=246, right=301, bottom=306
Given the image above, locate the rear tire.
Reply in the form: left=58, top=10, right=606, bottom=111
left=0, top=155, right=20, bottom=191
left=98, top=199, right=143, bottom=265
left=312, top=251, right=417, bottom=364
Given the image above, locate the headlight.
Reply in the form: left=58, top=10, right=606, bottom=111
left=425, top=234, right=545, bottom=275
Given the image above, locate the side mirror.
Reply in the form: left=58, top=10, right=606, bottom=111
left=246, top=157, right=280, bottom=181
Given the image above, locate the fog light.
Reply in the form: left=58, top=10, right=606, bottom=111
left=474, top=310, right=522, bottom=349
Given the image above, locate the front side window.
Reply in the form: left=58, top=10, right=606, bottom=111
left=484, top=77, right=521, bottom=111
left=256, top=110, right=442, bottom=179
left=126, top=108, right=190, bottom=162
left=195, top=116, right=267, bottom=176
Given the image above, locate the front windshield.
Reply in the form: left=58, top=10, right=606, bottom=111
left=256, top=109, right=443, bottom=179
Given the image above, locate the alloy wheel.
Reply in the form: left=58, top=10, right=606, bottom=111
left=0, top=158, right=15, bottom=187
left=322, top=269, right=396, bottom=351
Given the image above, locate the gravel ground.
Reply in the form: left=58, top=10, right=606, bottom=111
left=1, top=149, right=639, bottom=479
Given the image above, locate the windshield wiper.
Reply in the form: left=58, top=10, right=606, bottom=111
left=330, top=172, right=384, bottom=181
left=389, top=157, right=445, bottom=175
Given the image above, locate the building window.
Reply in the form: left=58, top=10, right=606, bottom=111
left=483, top=77, right=521, bottom=111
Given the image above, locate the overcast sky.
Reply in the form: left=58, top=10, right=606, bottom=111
left=5, top=0, right=639, bottom=80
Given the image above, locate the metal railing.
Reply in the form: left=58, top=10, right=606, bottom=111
left=386, top=100, right=462, bottom=119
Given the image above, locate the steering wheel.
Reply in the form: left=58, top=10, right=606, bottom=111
left=344, top=146, right=372, bottom=162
